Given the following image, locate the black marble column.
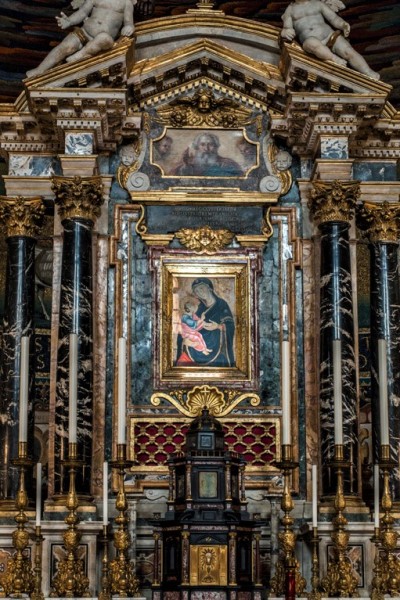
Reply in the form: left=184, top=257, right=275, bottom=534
left=52, top=176, right=103, bottom=496
left=309, top=180, right=360, bottom=497
left=0, top=196, right=45, bottom=501
left=358, top=201, right=400, bottom=500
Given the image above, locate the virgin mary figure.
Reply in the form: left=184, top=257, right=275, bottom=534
left=176, top=278, right=235, bottom=367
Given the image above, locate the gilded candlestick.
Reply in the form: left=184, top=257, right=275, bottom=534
left=99, top=524, right=111, bottom=600
left=1, top=444, right=34, bottom=596
left=31, top=525, right=44, bottom=600
left=370, top=445, right=400, bottom=597
left=307, top=527, right=322, bottom=600
left=109, top=443, right=139, bottom=597
left=269, top=444, right=306, bottom=598
left=371, top=526, right=384, bottom=600
left=320, top=445, right=358, bottom=597
left=49, top=443, right=90, bottom=598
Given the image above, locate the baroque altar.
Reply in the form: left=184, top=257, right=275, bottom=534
left=0, top=0, right=399, bottom=598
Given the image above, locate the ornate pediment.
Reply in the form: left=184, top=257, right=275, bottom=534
left=128, top=39, right=285, bottom=114
left=0, top=10, right=398, bottom=159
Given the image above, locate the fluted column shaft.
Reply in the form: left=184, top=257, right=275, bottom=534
left=309, top=180, right=360, bottom=496
left=52, top=176, right=103, bottom=495
left=358, top=202, right=400, bottom=500
left=0, top=197, right=45, bottom=500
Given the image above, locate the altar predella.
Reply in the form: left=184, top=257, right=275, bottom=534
left=0, top=0, right=399, bottom=598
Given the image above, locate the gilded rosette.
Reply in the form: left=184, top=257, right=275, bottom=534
left=52, top=175, right=104, bottom=222
left=308, top=180, right=360, bottom=225
left=0, top=195, right=45, bottom=238
left=357, top=201, right=400, bottom=243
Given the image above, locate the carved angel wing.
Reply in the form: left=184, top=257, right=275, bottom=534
left=322, top=0, right=346, bottom=11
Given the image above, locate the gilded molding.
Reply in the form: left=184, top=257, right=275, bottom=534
left=357, top=201, right=400, bottom=243
left=52, top=175, right=104, bottom=223
left=308, top=180, right=360, bottom=225
left=0, top=196, right=45, bottom=238
left=151, top=385, right=260, bottom=417
left=175, top=226, right=234, bottom=254
left=153, top=89, right=254, bottom=129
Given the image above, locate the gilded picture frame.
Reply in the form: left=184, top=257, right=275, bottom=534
left=151, top=128, right=259, bottom=178
left=151, top=248, right=259, bottom=389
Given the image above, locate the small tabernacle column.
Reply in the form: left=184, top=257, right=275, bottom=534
left=52, top=175, right=104, bottom=495
left=0, top=196, right=45, bottom=501
left=308, top=180, right=359, bottom=496
left=357, top=201, right=400, bottom=500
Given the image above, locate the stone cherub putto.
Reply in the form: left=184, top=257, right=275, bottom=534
left=26, top=0, right=147, bottom=78
left=281, top=0, right=380, bottom=80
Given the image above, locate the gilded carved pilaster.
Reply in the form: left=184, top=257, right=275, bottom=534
left=52, top=175, right=103, bottom=223
left=308, top=180, right=360, bottom=225
left=357, top=201, right=400, bottom=243
left=0, top=196, right=45, bottom=238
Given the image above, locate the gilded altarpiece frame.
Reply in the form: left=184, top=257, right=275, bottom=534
left=150, top=248, right=260, bottom=389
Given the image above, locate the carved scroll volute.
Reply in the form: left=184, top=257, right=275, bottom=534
left=0, top=196, right=45, bottom=238
left=308, top=180, right=360, bottom=226
left=52, top=175, right=104, bottom=223
left=357, top=201, right=400, bottom=243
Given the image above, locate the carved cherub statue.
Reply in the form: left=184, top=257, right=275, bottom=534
left=281, top=0, right=380, bottom=79
left=26, top=0, right=138, bottom=78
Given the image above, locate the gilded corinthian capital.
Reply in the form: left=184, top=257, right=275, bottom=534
left=357, top=201, right=400, bottom=243
left=0, top=196, right=45, bottom=238
left=52, top=175, right=104, bottom=223
left=308, top=180, right=360, bottom=226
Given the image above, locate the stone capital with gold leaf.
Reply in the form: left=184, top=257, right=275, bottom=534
left=52, top=175, right=104, bottom=223
left=308, top=180, right=360, bottom=226
left=0, top=196, right=45, bottom=238
left=357, top=201, right=400, bottom=243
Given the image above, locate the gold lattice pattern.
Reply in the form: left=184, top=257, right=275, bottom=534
left=133, top=420, right=276, bottom=468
